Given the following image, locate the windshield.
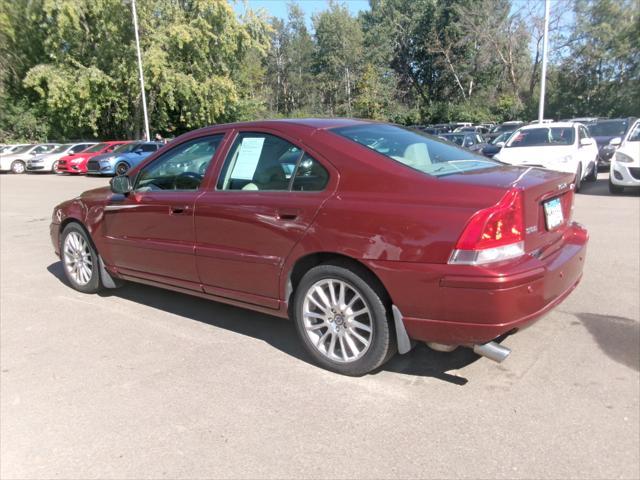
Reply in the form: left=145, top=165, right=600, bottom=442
left=50, top=144, right=71, bottom=154
left=628, top=123, right=640, bottom=142
left=491, top=132, right=513, bottom=144
left=84, top=143, right=109, bottom=153
left=440, top=134, right=466, bottom=146
left=9, top=145, right=32, bottom=154
left=507, top=127, right=575, bottom=147
left=589, top=120, right=629, bottom=137
left=332, top=124, right=498, bottom=177
left=112, top=142, right=138, bottom=154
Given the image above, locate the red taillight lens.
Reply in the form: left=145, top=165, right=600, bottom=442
left=449, top=188, right=525, bottom=265
left=455, top=188, right=524, bottom=250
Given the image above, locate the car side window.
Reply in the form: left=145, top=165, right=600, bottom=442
left=628, top=123, right=640, bottom=142
left=291, top=153, right=329, bottom=191
left=217, top=133, right=302, bottom=191
left=141, top=144, right=157, bottom=152
left=578, top=126, right=589, bottom=140
left=135, top=135, right=223, bottom=192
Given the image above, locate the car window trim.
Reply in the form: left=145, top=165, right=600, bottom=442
left=131, top=133, right=227, bottom=194
left=214, top=130, right=329, bottom=194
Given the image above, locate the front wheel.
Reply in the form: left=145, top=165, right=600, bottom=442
left=51, top=160, right=59, bottom=173
left=115, top=162, right=129, bottom=176
left=60, top=223, right=102, bottom=293
left=586, top=158, right=598, bottom=182
left=574, top=163, right=583, bottom=192
left=293, top=263, right=394, bottom=376
left=11, top=160, right=25, bottom=174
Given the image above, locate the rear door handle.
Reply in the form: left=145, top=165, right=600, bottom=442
left=170, top=205, right=190, bottom=215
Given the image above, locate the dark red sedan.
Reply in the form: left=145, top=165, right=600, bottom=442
left=50, top=119, right=587, bottom=375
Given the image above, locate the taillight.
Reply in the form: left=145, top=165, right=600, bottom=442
left=449, top=188, right=525, bottom=265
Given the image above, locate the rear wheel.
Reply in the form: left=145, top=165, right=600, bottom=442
left=11, top=160, right=25, bottom=174
left=60, top=223, right=102, bottom=293
left=609, top=177, right=624, bottom=194
left=293, top=263, right=394, bottom=376
left=115, top=162, right=129, bottom=176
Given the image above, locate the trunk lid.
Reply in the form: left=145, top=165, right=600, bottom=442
left=440, top=165, right=576, bottom=255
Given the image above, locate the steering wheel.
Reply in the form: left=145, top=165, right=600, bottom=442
left=172, top=171, right=203, bottom=190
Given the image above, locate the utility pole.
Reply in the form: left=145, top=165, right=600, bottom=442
left=130, top=0, right=150, bottom=141
left=538, top=0, right=550, bottom=123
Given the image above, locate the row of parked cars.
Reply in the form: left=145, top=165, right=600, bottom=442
left=0, top=140, right=163, bottom=176
left=414, top=117, right=639, bottom=194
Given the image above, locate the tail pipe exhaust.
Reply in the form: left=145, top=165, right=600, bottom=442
left=473, top=341, right=511, bottom=363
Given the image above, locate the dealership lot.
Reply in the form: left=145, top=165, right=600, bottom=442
left=1, top=174, right=638, bottom=479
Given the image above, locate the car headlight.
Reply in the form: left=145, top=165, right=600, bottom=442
left=615, top=152, right=634, bottom=163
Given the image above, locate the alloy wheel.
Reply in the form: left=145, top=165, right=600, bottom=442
left=63, top=231, right=93, bottom=285
left=11, top=161, right=25, bottom=174
left=302, top=278, right=373, bottom=363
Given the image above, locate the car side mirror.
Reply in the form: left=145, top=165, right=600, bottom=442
left=495, top=142, right=505, bottom=148
left=110, top=175, right=132, bottom=194
left=579, top=138, right=594, bottom=147
left=609, top=137, right=622, bottom=146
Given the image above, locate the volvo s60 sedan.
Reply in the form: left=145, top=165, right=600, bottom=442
left=50, top=119, right=588, bottom=376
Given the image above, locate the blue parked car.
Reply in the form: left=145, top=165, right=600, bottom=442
left=86, top=141, right=163, bottom=176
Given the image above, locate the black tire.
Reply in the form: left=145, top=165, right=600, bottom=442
left=609, top=177, right=624, bottom=194
left=586, top=158, right=598, bottom=182
left=115, top=162, right=129, bottom=176
left=574, top=163, right=583, bottom=192
left=60, top=223, right=102, bottom=294
left=293, top=263, right=394, bottom=376
left=11, top=160, right=26, bottom=174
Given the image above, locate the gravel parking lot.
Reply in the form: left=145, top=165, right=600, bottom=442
left=1, top=173, right=638, bottom=479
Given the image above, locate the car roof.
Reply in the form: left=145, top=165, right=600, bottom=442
left=520, top=122, right=576, bottom=130
left=198, top=118, right=372, bottom=134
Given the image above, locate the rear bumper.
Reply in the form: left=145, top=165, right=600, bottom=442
left=369, top=223, right=588, bottom=345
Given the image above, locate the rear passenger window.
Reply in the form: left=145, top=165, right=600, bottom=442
left=218, top=133, right=302, bottom=191
left=292, top=154, right=329, bottom=191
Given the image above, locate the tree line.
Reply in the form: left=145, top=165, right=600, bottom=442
left=0, top=0, right=638, bottom=142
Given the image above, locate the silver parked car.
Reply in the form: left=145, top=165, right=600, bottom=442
left=0, top=144, right=60, bottom=174
left=26, top=142, right=97, bottom=173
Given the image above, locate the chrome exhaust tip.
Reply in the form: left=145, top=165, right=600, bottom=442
left=473, top=341, right=511, bottom=363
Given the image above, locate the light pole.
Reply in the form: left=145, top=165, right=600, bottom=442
left=130, top=0, right=150, bottom=141
left=538, top=0, right=550, bottom=123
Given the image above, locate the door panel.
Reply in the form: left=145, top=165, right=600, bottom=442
left=194, top=191, right=327, bottom=301
left=103, top=191, right=200, bottom=282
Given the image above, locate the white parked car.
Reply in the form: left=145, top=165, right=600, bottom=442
left=609, top=119, right=640, bottom=194
left=26, top=142, right=97, bottom=173
left=0, top=143, right=59, bottom=174
left=494, top=122, right=599, bottom=191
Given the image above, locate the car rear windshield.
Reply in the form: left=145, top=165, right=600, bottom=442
left=84, top=143, right=109, bottom=153
left=331, top=124, right=498, bottom=177
left=506, top=127, right=575, bottom=147
left=588, top=120, right=629, bottom=137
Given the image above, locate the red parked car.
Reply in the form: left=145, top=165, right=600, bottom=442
left=50, top=119, right=587, bottom=375
left=57, top=141, right=131, bottom=174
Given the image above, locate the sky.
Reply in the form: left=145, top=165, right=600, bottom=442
left=233, top=0, right=371, bottom=24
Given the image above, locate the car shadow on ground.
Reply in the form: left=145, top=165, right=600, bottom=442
left=578, top=177, right=640, bottom=197
left=47, top=262, right=479, bottom=384
left=575, top=312, right=640, bottom=371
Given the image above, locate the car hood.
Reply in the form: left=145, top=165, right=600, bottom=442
left=496, top=145, right=573, bottom=164
left=90, top=152, right=119, bottom=162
